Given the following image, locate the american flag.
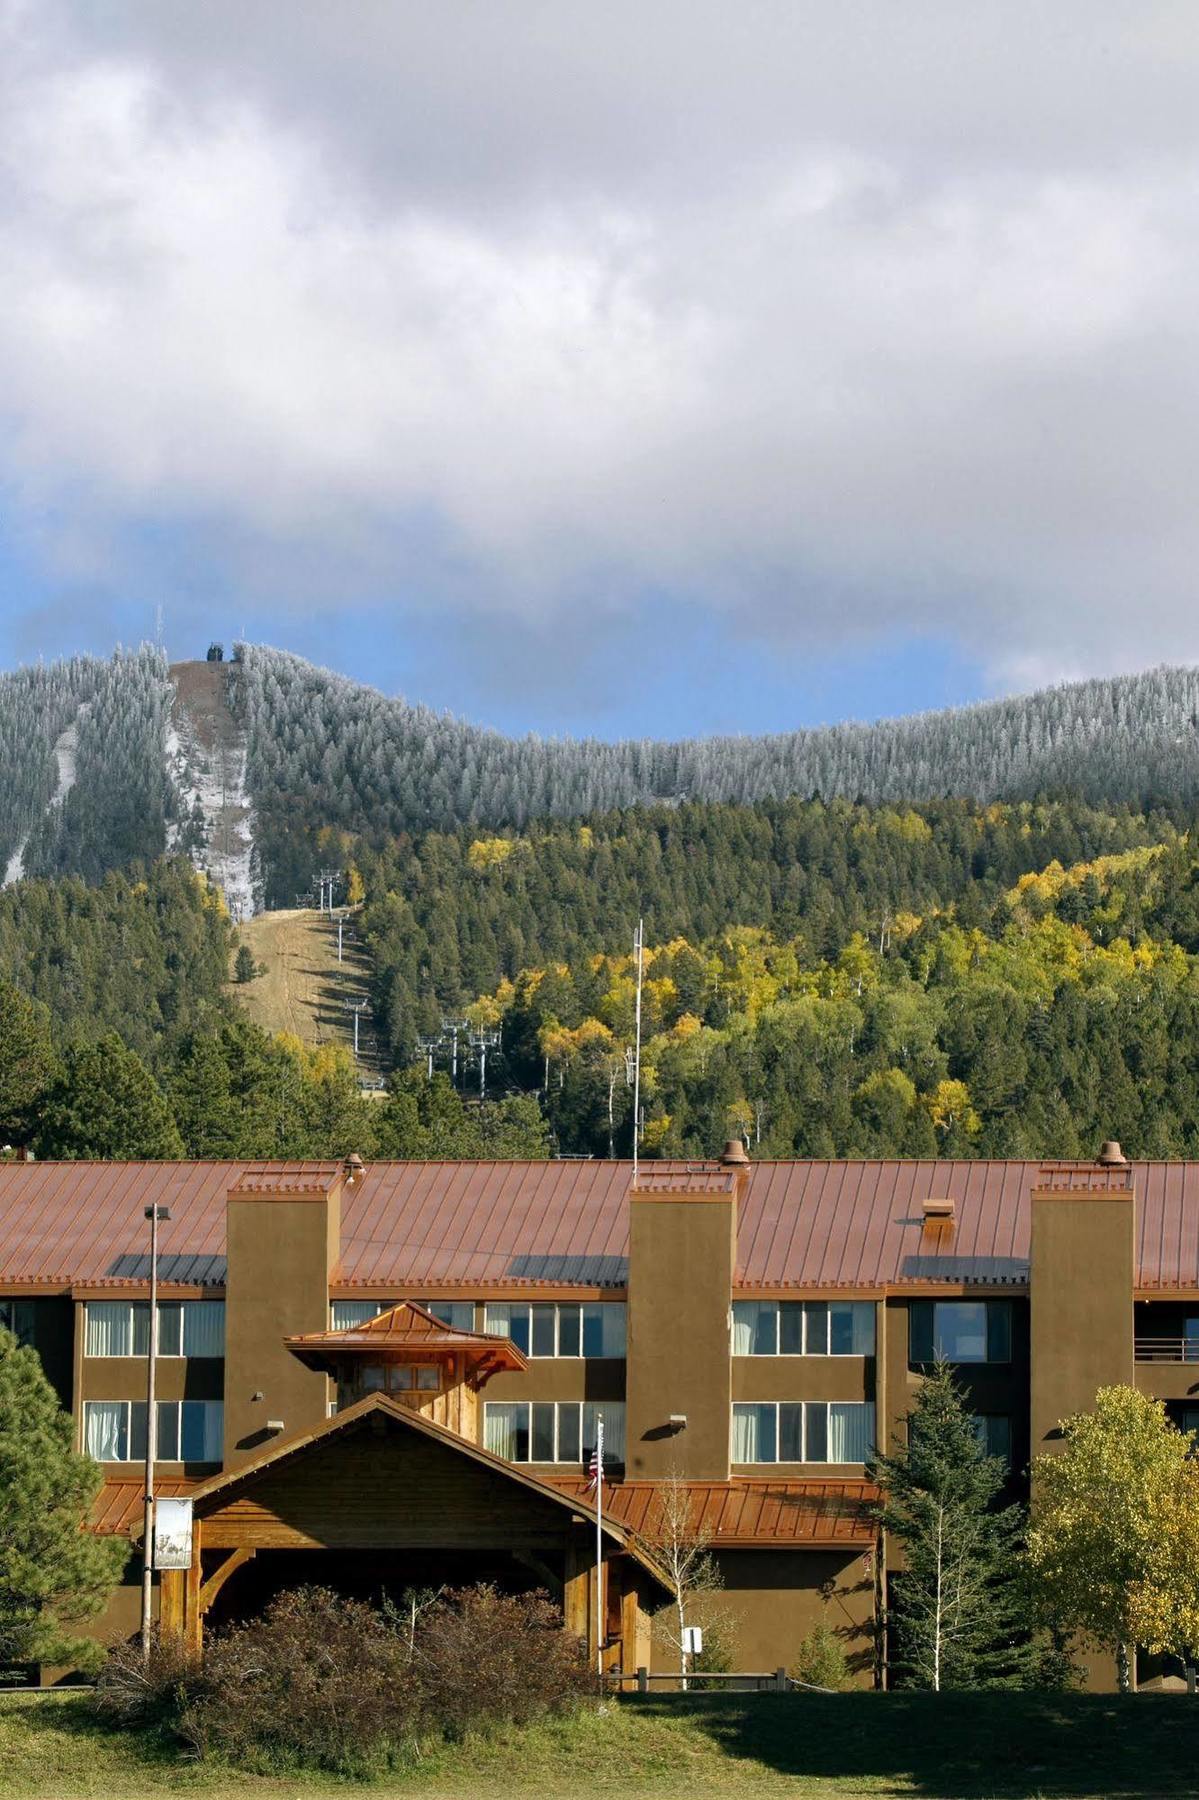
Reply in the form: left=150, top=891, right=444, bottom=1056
left=586, top=1443, right=603, bottom=1490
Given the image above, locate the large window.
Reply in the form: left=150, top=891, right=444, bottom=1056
left=732, top=1300, right=874, bottom=1356
left=909, top=1300, right=1011, bottom=1365
left=85, top=1301, right=224, bottom=1358
left=484, top=1302, right=626, bottom=1358
left=329, top=1299, right=476, bottom=1331
left=0, top=1299, right=35, bottom=1345
left=732, top=1401, right=875, bottom=1464
left=483, top=1401, right=626, bottom=1465
left=83, top=1400, right=223, bottom=1462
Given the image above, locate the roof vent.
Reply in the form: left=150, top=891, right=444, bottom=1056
left=922, top=1196, right=955, bottom=1222
left=720, top=1139, right=750, bottom=1166
left=1097, top=1140, right=1128, bottom=1167
left=343, top=1152, right=366, bottom=1185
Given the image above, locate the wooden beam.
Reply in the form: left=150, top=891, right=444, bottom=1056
left=512, top=1550, right=563, bottom=1597
left=198, top=1547, right=256, bottom=1615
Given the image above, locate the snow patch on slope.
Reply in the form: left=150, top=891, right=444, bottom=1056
left=167, top=711, right=259, bottom=922
left=3, top=706, right=86, bottom=887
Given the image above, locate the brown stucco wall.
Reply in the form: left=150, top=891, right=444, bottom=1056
left=1030, top=1189, right=1134, bottom=1457
left=482, top=1360, right=626, bottom=1407
left=696, top=1548, right=875, bottom=1682
left=223, top=1186, right=340, bottom=1466
left=625, top=1194, right=735, bottom=1479
left=731, top=1357, right=872, bottom=1404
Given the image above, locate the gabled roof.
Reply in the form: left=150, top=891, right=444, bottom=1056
left=284, top=1300, right=526, bottom=1374
left=174, top=1392, right=672, bottom=1592
left=8, top=1156, right=1199, bottom=1293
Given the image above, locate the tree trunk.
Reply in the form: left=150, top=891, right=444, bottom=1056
left=1116, top=1639, right=1131, bottom=1693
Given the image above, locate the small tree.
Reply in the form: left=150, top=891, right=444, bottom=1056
left=0, top=1328, right=126, bottom=1670
left=870, top=1360, right=1041, bottom=1690
left=233, top=944, right=257, bottom=984
left=648, top=1470, right=732, bottom=1684
left=791, top=1618, right=850, bottom=1690
left=1029, top=1385, right=1199, bottom=1691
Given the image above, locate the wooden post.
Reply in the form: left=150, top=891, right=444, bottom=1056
left=775, top=1666, right=787, bottom=1692
left=637, top=1666, right=648, bottom=1693
left=158, top=1568, right=184, bottom=1642
left=563, top=1533, right=592, bottom=1656
left=184, top=1520, right=203, bottom=1662
left=620, top=1573, right=641, bottom=1692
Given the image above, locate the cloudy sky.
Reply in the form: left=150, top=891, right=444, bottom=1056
left=1, top=2, right=1197, bottom=736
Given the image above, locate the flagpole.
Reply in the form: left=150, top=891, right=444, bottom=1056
left=594, top=1412, right=604, bottom=1682
left=631, top=920, right=643, bottom=1184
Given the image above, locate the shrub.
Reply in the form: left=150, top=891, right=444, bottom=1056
left=178, top=1588, right=419, bottom=1776
left=413, top=1584, right=592, bottom=1739
left=92, top=1632, right=208, bottom=1731
left=791, top=1620, right=850, bottom=1691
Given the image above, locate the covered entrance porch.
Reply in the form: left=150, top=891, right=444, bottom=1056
left=157, top=1393, right=667, bottom=1677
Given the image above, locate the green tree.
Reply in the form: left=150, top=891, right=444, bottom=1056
left=1029, top=1385, right=1199, bottom=1692
left=36, top=1033, right=185, bottom=1160
left=0, top=1328, right=126, bottom=1670
left=233, top=944, right=257, bottom=984
left=870, top=1362, right=1044, bottom=1689
left=0, top=980, right=57, bottom=1147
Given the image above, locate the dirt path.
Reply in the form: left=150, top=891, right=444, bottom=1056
left=231, top=907, right=383, bottom=1077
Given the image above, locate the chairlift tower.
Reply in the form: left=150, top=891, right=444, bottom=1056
left=342, top=997, right=370, bottom=1059
left=467, top=1026, right=501, bottom=1100
left=416, top=1034, right=441, bottom=1079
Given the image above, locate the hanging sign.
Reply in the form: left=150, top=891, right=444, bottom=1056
left=152, top=1497, right=194, bottom=1570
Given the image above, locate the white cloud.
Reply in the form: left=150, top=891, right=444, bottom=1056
left=4, top=0, right=1199, bottom=685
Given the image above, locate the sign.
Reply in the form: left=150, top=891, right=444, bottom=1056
left=681, top=1625, right=703, bottom=1656
left=152, top=1497, right=193, bottom=1570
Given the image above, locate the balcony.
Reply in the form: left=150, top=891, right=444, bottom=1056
left=1135, top=1338, right=1199, bottom=1364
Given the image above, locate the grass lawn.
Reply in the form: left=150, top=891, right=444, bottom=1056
left=4, top=1689, right=1199, bottom=1799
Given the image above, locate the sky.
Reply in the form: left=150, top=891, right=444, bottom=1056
left=2, top=3, right=1198, bottom=740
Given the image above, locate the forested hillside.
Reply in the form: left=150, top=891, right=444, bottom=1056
left=237, top=644, right=1199, bottom=903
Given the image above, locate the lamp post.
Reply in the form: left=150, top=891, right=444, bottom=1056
left=140, top=1204, right=170, bottom=1661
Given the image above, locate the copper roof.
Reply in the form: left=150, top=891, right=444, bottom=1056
left=547, top=1476, right=877, bottom=1548
left=7, top=1157, right=1199, bottom=1293
left=284, top=1300, right=526, bottom=1373
left=89, top=1477, right=195, bottom=1536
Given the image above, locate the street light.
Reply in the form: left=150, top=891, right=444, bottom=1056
left=140, top=1204, right=170, bottom=1661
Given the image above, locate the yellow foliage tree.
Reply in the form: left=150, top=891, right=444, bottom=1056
left=1029, top=1386, right=1198, bottom=1690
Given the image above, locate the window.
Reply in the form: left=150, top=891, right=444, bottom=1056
left=484, top=1302, right=626, bottom=1358
left=908, top=1300, right=1011, bottom=1364
left=0, top=1299, right=35, bottom=1345
left=731, top=1401, right=874, bottom=1465
left=419, top=1300, right=476, bottom=1331
left=83, top=1400, right=223, bottom=1462
left=85, top=1301, right=225, bottom=1358
left=972, top=1415, right=1012, bottom=1466
left=331, top=1299, right=475, bottom=1331
left=731, top=1300, right=874, bottom=1356
left=483, top=1402, right=626, bottom=1465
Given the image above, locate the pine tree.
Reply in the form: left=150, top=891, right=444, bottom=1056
left=0, top=981, right=57, bottom=1147
left=234, top=944, right=257, bottom=983
left=36, top=1033, right=185, bottom=1160
left=870, top=1362, right=1045, bottom=1690
left=0, top=1328, right=126, bottom=1670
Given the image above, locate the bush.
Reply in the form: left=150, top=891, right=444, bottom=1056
left=791, top=1620, right=850, bottom=1691
left=92, top=1632, right=208, bottom=1732
left=414, top=1584, right=591, bottom=1738
left=135, top=1583, right=593, bottom=1776
left=179, top=1588, right=419, bottom=1776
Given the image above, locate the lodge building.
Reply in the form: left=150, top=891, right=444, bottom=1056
left=2, top=1142, right=1198, bottom=1688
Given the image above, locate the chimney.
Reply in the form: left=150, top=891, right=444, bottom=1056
left=624, top=1148, right=747, bottom=1480
left=1097, top=1139, right=1127, bottom=1167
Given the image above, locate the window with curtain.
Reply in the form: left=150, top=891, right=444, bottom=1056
left=330, top=1300, right=390, bottom=1330
left=484, top=1302, right=626, bottom=1358
left=0, top=1299, right=35, bottom=1344
left=483, top=1402, right=626, bottom=1464
left=909, top=1300, right=1011, bottom=1364
left=732, top=1300, right=874, bottom=1356
left=85, top=1400, right=222, bottom=1462
left=417, top=1300, right=476, bottom=1331
left=732, top=1401, right=875, bottom=1464
left=85, top=1300, right=225, bottom=1357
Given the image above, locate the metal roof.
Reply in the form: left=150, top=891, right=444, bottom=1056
left=548, top=1476, right=878, bottom=1548
left=6, top=1157, right=1199, bottom=1293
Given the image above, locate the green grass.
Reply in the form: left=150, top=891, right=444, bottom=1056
left=4, top=1690, right=1199, bottom=1799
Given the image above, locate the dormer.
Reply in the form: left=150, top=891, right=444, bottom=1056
left=283, top=1301, right=526, bottom=1441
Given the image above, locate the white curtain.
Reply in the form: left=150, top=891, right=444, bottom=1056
left=483, top=1303, right=512, bottom=1336
left=582, top=1403, right=625, bottom=1463
left=484, top=1402, right=525, bottom=1459
left=330, top=1300, right=385, bottom=1330
left=84, top=1402, right=126, bottom=1461
left=85, top=1303, right=132, bottom=1357
left=732, top=1404, right=765, bottom=1462
left=828, top=1403, right=874, bottom=1463
left=181, top=1302, right=225, bottom=1357
left=731, top=1303, right=765, bottom=1355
